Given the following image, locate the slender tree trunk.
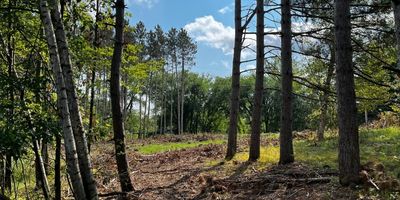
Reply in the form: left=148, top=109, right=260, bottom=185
left=226, top=0, right=242, bottom=160
left=143, top=93, right=148, bottom=137
left=176, top=65, right=181, bottom=134
left=170, top=88, right=173, bottom=133
left=393, top=0, right=400, bottom=70
left=4, top=155, right=11, bottom=194
left=334, top=0, right=360, bottom=186
left=181, top=60, right=185, bottom=134
left=249, top=0, right=265, bottom=161
left=39, top=1, right=86, bottom=198
left=0, top=156, right=4, bottom=195
left=88, top=0, right=101, bottom=152
left=279, top=0, right=294, bottom=164
left=146, top=77, right=152, bottom=136
left=317, top=48, right=335, bottom=141
left=49, top=1, right=98, bottom=198
left=5, top=0, right=13, bottom=192
left=110, top=0, right=135, bottom=192
left=54, top=135, right=61, bottom=200
left=139, top=94, right=143, bottom=138
left=32, top=140, right=50, bottom=199
left=41, top=142, right=49, bottom=174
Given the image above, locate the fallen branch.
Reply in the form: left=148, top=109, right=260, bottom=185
left=98, top=191, right=127, bottom=197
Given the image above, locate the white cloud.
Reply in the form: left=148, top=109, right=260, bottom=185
left=218, top=5, right=232, bottom=14
left=185, top=16, right=235, bottom=55
left=128, top=0, right=159, bottom=8
left=185, top=15, right=281, bottom=63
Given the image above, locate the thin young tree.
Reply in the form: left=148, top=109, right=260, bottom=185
left=110, top=0, right=135, bottom=192
left=249, top=0, right=265, bottom=161
left=317, top=45, right=335, bottom=141
left=226, top=0, right=243, bottom=160
left=279, top=0, right=294, bottom=164
left=39, top=0, right=86, bottom=198
left=49, top=0, right=98, bottom=198
left=334, top=0, right=361, bottom=185
left=88, top=0, right=101, bottom=152
left=393, top=0, right=400, bottom=70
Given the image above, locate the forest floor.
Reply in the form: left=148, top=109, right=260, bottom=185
left=91, top=128, right=400, bottom=200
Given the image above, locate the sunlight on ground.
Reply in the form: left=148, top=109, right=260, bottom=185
left=136, top=139, right=225, bottom=154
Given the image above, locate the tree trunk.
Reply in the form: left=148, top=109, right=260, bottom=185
left=226, top=0, right=242, bottom=160
left=334, top=0, right=360, bottom=186
left=249, top=0, right=265, bottom=161
left=88, top=0, right=101, bottom=152
left=110, top=0, right=135, bottom=192
left=39, top=1, right=86, bottom=198
left=143, top=93, right=148, bottom=137
left=33, top=140, right=50, bottom=199
left=5, top=0, right=13, bottom=192
left=181, top=60, right=185, bottom=134
left=393, top=0, right=400, bottom=70
left=317, top=47, right=335, bottom=141
left=4, top=155, right=11, bottom=194
left=0, top=156, right=4, bottom=195
left=54, top=135, right=61, bottom=200
left=41, top=142, right=49, bottom=174
left=49, top=0, right=98, bottom=198
left=139, top=94, right=143, bottom=138
left=279, top=0, right=294, bottom=165
left=170, top=89, right=173, bottom=133
left=177, top=65, right=181, bottom=135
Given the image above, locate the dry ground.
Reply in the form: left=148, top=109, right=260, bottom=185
left=89, top=134, right=368, bottom=200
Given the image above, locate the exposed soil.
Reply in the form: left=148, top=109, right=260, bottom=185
left=91, top=134, right=358, bottom=200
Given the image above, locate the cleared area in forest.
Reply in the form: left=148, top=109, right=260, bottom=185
left=91, top=127, right=400, bottom=199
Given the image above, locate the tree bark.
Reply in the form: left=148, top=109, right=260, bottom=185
left=39, top=1, right=86, bottom=198
left=249, top=0, right=265, bottom=161
left=88, top=0, right=101, bottom=152
left=334, top=0, right=360, bottom=186
left=0, top=156, right=3, bottom=195
left=181, top=60, right=185, bottom=133
left=32, top=140, right=50, bottom=199
left=48, top=0, right=98, bottom=198
left=226, top=0, right=242, bottom=160
left=110, top=0, right=135, bottom=192
left=4, top=155, right=11, bottom=194
left=317, top=47, right=335, bottom=141
left=279, top=0, right=294, bottom=165
left=54, top=135, right=61, bottom=200
left=139, top=94, right=143, bottom=138
left=393, top=0, right=400, bottom=70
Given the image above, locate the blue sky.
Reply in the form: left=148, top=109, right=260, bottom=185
left=126, top=0, right=238, bottom=77
left=125, top=0, right=283, bottom=77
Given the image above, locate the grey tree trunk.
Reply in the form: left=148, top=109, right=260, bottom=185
left=317, top=47, right=335, bottom=141
left=32, top=140, right=50, bottom=199
left=110, top=0, right=135, bottom=192
left=39, top=1, right=86, bottom=198
left=249, top=0, right=264, bottom=161
left=139, top=94, right=143, bottom=138
left=176, top=64, right=181, bottom=134
left=334, top=0, right=360, bottom=186
left=41, top=142, right=49, bottom=174
left=49, top=0, right=98, bottom=198
left=181, top=61, right=185, bottom=134
left=279, top=0, right=294, bottom=165
left=0, top=156, right=4, bottom=195
left=4, top=155, right=11, bottom=194
left=88, top=0, right=100, bottom=152
left=226, top=0, right=242, bottom=160
left=393, top=0, right=400, bottom=70
left=54, top=135, right=61, bottom=200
